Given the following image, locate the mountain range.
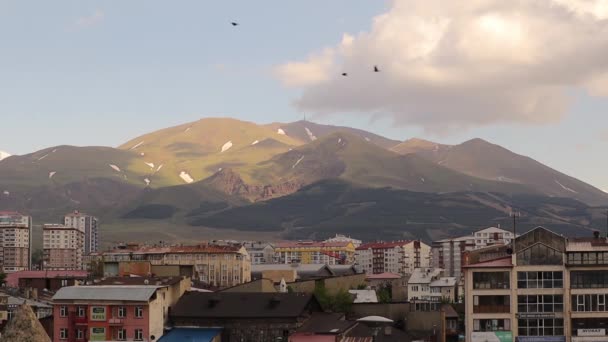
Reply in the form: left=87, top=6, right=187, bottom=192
left=1, top=118, right=606, bottom=245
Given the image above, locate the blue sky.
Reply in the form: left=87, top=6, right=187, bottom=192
left=1, top=0, right=607, bottom=191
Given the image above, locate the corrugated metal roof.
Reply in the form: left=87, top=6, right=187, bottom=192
left=53, top=286, right=159, bottom=302
left=566, top=241, right=608, bottom=252
left=430, top=277, right=457, bottom=287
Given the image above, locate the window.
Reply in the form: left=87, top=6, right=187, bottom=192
left=473, top=319, right=511, bottom=332
left=517, top=271, right=563, bottom=289
left=571, top=271, right=608, bottom=288
left=473, top=272, right=510, bottom=289
left=117, top=329, right=126, bottom=341
left=61, top=279, right=68, bottom=287
left=77, top=329, right=84, bottom=340
left=60, top=328, right=68, bottom=340
left=117, top=306, right=126, bottom=318
left=518, top=295, right=563, bottom=313
left=473, top=295, right=510, bottom=313
left=135, top=329, right=143, bottom=341
left=411, top=285, right=418, bottom=291
left=572, top=294, right=608, bottom=312
left=517, top=244, right=563, bottom=265
left=135, top=306, right=143, bottom=318
left=60, top=306, right=68, bottom=317
left=77, top=306, right=85, bottom=317
left=518, top=318, right=563, bottom=336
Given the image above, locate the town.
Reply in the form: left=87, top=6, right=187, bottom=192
left=0, top=210, right=604, bottom=342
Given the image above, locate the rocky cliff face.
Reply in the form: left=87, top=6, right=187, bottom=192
left=202, top=168, right=303, bottom=201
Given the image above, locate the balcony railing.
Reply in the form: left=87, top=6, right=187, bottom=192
left=473, top=305, right=510, bottom=313
left=108, top=318, right=124, bottom=325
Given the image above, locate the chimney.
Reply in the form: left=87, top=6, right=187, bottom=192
left=594, top=230, right=601, bottom=239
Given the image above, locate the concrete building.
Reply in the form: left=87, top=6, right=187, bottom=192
left=7, top=270, right=88, bottom=292
left=365, top=272, right=408, bottom=301
left=274, top=241, right=356, bottom=265
left=64, top=210, right=99, bottom=254
left=355, top=240, right=431, bottom=275
left=462, top=226, right=608, bottom=342
left=324, top=234, right=363, bottom=248
left=242, top=241, right=275, bottom=264
left=0, top=212, right=31, bottom=273
left=432, top=226, right=515, bottom=279
left=42, top=224, right=85, bottom=271
left=92, top=243, right=251, bottom=288
left=407, top=268, right=458, bottom=303
left=52, top=279, right=189, bottom=342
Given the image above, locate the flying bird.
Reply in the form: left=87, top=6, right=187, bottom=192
left=341, top=72, right=348, bottom=76
left=231, top=22, right=239, bottom=26
left=374, top=65, right=380, bottom=72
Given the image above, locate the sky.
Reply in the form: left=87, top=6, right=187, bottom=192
left=1, top=0, right=608, bottom=191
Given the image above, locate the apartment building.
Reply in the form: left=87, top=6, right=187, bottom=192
left=432, top=226, right=515, bottom=279
left=94, top=244, right=251, bottom=288
left=324, top=234, right=363, bottom=248
left=355, top=240, right=431, bottom=275
left=0, top=212, right=31, bottom=273
left=64, top=210, right=99, bottom=254
left=42, top=224, right=85, bottom=271
left=274, top=241, right=356, bottom=265
left=242, top=242, right=275, bottom=264
left=463, top=226, right=608, bottom=342
left=407, top=268, right=458, bottom=302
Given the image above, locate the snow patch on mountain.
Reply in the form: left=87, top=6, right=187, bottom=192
left=179, top=171, right=194, bottom=184
left=305, top=127, right=317, bottom=141
left=144, top=162, right=155, bottom=169
left=37, top=154, right=49, bottom=161
left=251, top=140, right=259, bottom=146
left=555, top=179, right=578, bottom=193
left=277, top=128, right=286, bottom=135
left=184, top=127, right=192, bottom=133
left=221, top=141, right=233, bottom=153
left=0, top=151, right=10, bottom=161
left=292, top=156, right=304, bottom=169
left=144, top=178, right=151, bottom=186
left=130, top=141, right=144, bottom=150
left=156, top=164, right=163, bottom=172
left=109, top=164, right=121, bottom=172
left=364, top=137, right=370, bottom=142
left=2, top=191, right=9, bottom=196
left=49, top=172, right=56, bottom=179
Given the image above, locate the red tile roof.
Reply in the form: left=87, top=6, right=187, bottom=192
left=356, top=241, right=413, bottom=250
left=6, top=270, right=88, bottom=287
left=365, top=272, right=402, bottom=280
left=105, top=244, right=242, bottom=254
left=275, top=241, right=352, bottom=248
left=463, top=256, right=513, bottom=268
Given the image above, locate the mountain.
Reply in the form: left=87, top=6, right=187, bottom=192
left=189, top=179, right=603, bottom=241
left=393, top=138, right=608, bottom=205
left=391, top=138, right=450, bottom=155
left=0, top=150, right=11, bottom=161
left=266, top=120, right=401, bottom=148
left=118, top=118, right=302, bottom=187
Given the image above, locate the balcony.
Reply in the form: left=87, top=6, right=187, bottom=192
left=108, top=318, right=124, bottom=325
left=473, top=305, right=510, bottom=314
left=74, top=316, right=88, bottom=325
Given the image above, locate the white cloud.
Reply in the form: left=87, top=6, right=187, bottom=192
left=75, top=9, right=104, bottom=28
left=275, top=0, right=608, bottom=132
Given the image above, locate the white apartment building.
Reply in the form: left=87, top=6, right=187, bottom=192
left=355, top=240, right=431, bottom=275
left=324, top=234, right=363, bottom=248
left=64, top=210, right=98, bottom=254
left=242, top=242, right=275, bottom=264
left=432, top=226, right=515, bottom=279
left=407, top=267, right=458, bottom=302
left=42, top=224, right=85, bottom=270
left=0, top=212, right=31, bottom=272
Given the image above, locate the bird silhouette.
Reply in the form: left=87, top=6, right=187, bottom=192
left=374, top=66, right=380, bottom=72
left=231, top=22, right=239, bottom=26
left=341, top=72, right=348, bottom=76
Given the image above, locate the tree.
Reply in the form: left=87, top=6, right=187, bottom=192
left=313, top=283, right=354, bottom=313
left=31, top=249, right=43, bottom=270
left=377, top=288, right=391, bottom=303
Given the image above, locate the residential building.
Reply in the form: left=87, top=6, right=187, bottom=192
left=463, top=226, right=601, bottom=342
left=92, top=243, right=251, bottom=288
left=52, top=280, right=188, bottom=342
left=365, top=272, right=408, bottom=301
left=0, top=212, right=31, bottom=273
left=274, top=241, right=356, bottom=265
left=355, top=240, right=431, bottom=275
left=324, top=234, right=363, bottom=248
left=169, top=292, right=322, bottom=342
left=7, top=270, right=88, bottom=292
left=408, top=268, right=448, bottom=302
left=42, top=224, right=85, bottom=271
left=64, top=210, right=99, bottom=254
left=242, top=241, right=275, bottom=264
left=431, top=226, right=515, bottom=279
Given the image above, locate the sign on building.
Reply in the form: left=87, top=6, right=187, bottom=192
left=90, top=306, right=106, bottom=321
left=89, top=327, right=106, bottom=341
left=471, top=332, right=513, bottom=342
left=578, top=329, right=606, bottom=336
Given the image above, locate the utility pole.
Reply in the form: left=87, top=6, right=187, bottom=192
left=511, top=211, right=520, bottom=251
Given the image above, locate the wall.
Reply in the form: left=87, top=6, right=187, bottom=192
left=148, top=293, right=164, bottom=341
left=288, top=280, right=317, bottom=294
left=151, top=265, right=181, bottom=277
left=222, top=279, right=277, bottom=293
left=323, top=274, right=367, bottom=295
left=350, top=302, right=410, bottom=321
left=119, top=261, right=151, bottom=276
left=262, top=270, right=297, bottom=283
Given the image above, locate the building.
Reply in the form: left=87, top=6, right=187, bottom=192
left=92, top=243, right=251, bottom=288
left=407, top=268, right=458, bottom=303
left=0, top=212, right=31, bottom=273
left=7, top=270, right=88, bottom=292
left=274, top=241, right=356, bottom=265
left=431, top=226, right=515, bottom=279
left=42, top=224, right=85, bottom=271
left=242, top=241, right=275, bottom=264
left=52, top=280, right=188, bottom=342
left=355, top=240, right=431, bottom=275
left=324, top=234, right=363, bottom=248
left=365, top=272, right=408, bottom=301
left=462, top=226, right=608, bottom=342
left=169, top=292, right=322, bottom=342
left=64, top=210, right=99, bottom=254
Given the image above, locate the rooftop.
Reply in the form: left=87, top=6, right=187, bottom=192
left=408, top=268, right=443, bottom=284
left=53, top=286, right=160, bottom=302
left=349, top=290, right=378, bottom=303
left=462, top=256, right=513, bottom=268
left=365, top=272, right=401, bottom=280
left=275, top=241, right=353, bottom=248
left=356, top=241, right=414, bottom=250
left=6, top=270, right=88, bottom=287
left=430, top=277, right=457, bottom=288
left=103, top=244, right=243, bottom=255
left=94, top=276, right=183, bottom=287
left=294, top=312, right=355, bottom=334
left=158, top=328, right=221, bottom=342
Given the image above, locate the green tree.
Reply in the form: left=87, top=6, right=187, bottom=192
left=356, top=284, right=368, bottom=290
left=333, top=289, right=354, bottom=313
left=377, top=288, right=391, bottom=303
